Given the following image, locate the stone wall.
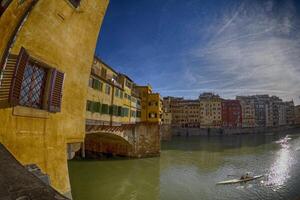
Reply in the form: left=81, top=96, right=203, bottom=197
left=129, top=123, right=160, bottom=158
left=172, top=125, right=298, bottom=136
left=160, top=124, right=172, bottom=141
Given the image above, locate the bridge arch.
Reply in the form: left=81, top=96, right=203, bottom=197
left=85, top=132, right=133, bottom=157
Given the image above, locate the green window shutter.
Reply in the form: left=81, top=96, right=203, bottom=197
left=94, top=102, right=101, bottom=113
left=118, top=106, right=122, bottom=116
left=101, top=104, right=109, bottom=114
left=109, top=105, right=113, bottom=115
left=112, top=105, right=117, bottom=116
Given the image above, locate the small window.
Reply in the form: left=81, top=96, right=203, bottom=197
left=68, top=0, right=81, bottom=8
left=105, top=84, right=111, bottom=95
left=101, top=67, right=107, bottom=78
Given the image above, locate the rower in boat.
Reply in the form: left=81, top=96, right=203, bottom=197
left=240, top=172, right=251, bottom=180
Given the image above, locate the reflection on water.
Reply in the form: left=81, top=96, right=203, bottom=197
left=69, top=131, right=300, bottom=200
left=265, top=136, right=295, bottom=190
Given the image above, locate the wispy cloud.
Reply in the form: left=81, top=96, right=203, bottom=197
left=171, top=0, right=300, bottom=104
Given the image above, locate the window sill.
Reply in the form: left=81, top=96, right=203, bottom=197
left=13, top=106, right=50, bottom=119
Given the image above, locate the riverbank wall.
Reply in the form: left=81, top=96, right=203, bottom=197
left=170, top=125, right=300, bottom=137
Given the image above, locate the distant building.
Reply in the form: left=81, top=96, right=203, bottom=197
left=135, top=85, right=162, bottom=123
left=285, top=101, right=295, bottom=125
left=162, top=97, right=172, bottom=125
left=221, top=100, right=242, bottom=128
left=236, top=96, right=255, bottom=128
left=183, top=100, right=200, bottom=128
left=199, top=93, right=222, bottom=128
left=295, top=105, right=300, bottom=125
left=86, top=57, right=142, bottom=126
left=163, top=97, right=185, bottom=127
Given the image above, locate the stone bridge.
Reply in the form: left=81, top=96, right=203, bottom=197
left=84, top=122, right=160, bottom=158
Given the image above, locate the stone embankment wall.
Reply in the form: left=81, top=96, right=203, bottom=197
left=171, top=125, right=299, bottom=137
left=128, top=122, right=160, bottom=158
left=160, top=124, right=172, bottom=141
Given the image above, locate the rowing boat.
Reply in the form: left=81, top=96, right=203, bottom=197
left=216, top=175, right=263, bottom=185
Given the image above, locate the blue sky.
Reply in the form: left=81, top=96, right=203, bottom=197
left=95, top=0, right=300, bottom=104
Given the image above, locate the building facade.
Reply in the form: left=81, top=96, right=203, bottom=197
left=0, top=0, right=109, bottom=195
left=236, top=96, right=255, bottom=128
left=135, top=85, right=162, bottom=123
left=295, top=105, right=300, bottom=125
left=221, top=100, right=242, bottom=128
left=86, top=57, right=142, bottom=126
left=199, top=93, right=222, bottom=128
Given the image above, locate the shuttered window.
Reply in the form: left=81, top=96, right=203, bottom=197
left=8, top=47, right=65, bottom=113
left=101, top=104, right=109, bottom=114
left=48, top=69, right=64, bottom=113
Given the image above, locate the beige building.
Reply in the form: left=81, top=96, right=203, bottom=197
left=236, top=97, right=256, bottom=128
left=199, top=93, right=222, bottom=128
left=0, top=0, right=109, bottom=195
left=162, top=97, right=172, bottom=125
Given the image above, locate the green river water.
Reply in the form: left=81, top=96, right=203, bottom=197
left=68, top=131, right=300, bottom=200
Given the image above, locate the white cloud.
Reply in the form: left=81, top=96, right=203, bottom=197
left=186, top=0, right=300, bottom=104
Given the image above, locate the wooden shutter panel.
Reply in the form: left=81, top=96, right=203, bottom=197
left=0, top=54, right=18, bottom=103
left=48, top=69, right=65, bottom=113
left=9, top=47, right=29, bottom=105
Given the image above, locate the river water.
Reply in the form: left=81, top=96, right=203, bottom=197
left=68, top=131, right=300, bottom=200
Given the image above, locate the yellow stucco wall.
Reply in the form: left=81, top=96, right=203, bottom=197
left=0, top=0, right=109, bottom=194
left=199, top=99, right=222, bottom=128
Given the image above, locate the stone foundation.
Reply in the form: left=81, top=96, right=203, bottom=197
left=172, top=125, right=299, bottom=136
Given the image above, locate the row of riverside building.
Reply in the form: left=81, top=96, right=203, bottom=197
left=162, top=92, right=300, bottom=128
left=86, top=56, right=162, bottom=126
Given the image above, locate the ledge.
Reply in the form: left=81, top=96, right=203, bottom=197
left=0, top=143, right=69, bottom=200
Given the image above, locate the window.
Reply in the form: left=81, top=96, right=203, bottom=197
left=91, top=78, right=102, bottom=91
left=101, top=104, right=109, bottom=114
left=105, top=84, right=111, bottom=95
left=68, top=0, right=81, bottom=8
left=115, top=88, right=119, bottom=97
left=19, top=61, right=47, bottom=109
left=122, top=107, right=129, bottom=117
left=0, top=0, right=12, bottom=17
left=101, top=67, right=107, bottom=78
left=8, top=47, right=64, bottom=113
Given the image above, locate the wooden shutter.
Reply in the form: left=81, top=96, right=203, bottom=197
left=9, top=47, right=29, bottom=106
left=48, top=69, right=65, bottom=113
left=0, top=54, right=18, bottom=104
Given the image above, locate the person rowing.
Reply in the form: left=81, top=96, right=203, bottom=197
left=240, top=172, right=252, bottom=180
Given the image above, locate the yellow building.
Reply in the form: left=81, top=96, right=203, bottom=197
left=135, top=85, right=162, bottom=123
left=199, top=93, right=222, bottom=128
left=86, top=57, right=142, bottom=126
left=0, top=0, right=109, bottom=196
